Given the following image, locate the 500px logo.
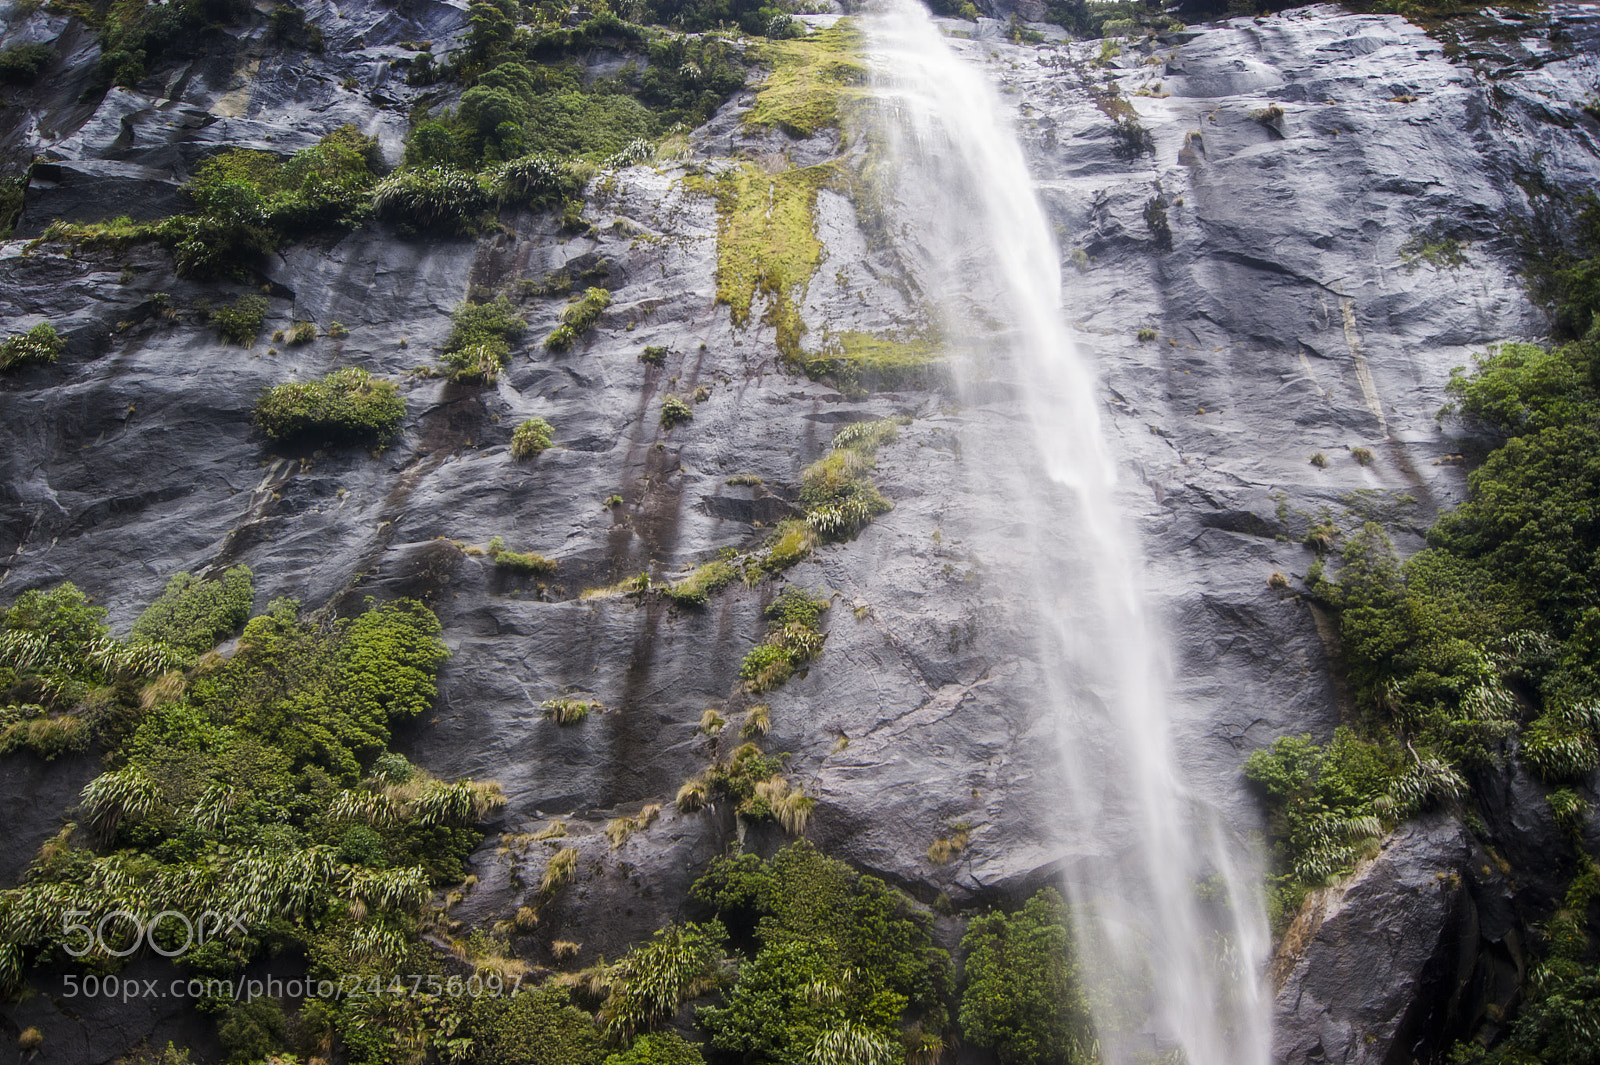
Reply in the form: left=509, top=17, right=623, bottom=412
left=61, top=911, right=248, bottom=959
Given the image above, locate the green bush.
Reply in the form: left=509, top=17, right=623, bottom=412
left=739, top=590, right=829, bottom=694
left=0, top=322, right=65, bottom=371
left=218, top=998, right=287, bottom=1062
left=288, top=321, right=317, bottom=345
left=693, top=841, right=949, bottom=1063
left=659, top=395, right=693, bottom=429
left=469, top=987, right=606, bottom=1065
left=959, top=888, right=1095, bottom=1065
left=131, top=566, right=254, bottom=654
left=213, top=295, right=269, bottom=346
left=603, top=1033, right=705, bottom=1065
left=511, top=417, right=554, bottom=459
left=254, top=367, right=406, bottom=446
left=0, top=42, right=54, bottom=85
left=599, top=922, right=726, bottom=1039
left=546, top=287, right=611, bottom=351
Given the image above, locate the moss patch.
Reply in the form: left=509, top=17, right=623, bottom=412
left=691, top=162, right=836, bottom=361
left=800, top=330, right=943, bottom=393
left=745, top=21, right=866, bottom=139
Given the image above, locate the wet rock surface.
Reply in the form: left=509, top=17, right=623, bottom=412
left=2, top=1, right=1599, bottom=1060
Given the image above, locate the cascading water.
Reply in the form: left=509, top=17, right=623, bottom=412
left=859, top=3, right=1272, bottom=1062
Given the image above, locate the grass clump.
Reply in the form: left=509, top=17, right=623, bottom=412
left=660, top=394, right=694, bottom=429
left=545, top=286, right=610, bottom=351
left=511, top=417, right=554, bottom=459
left=640, top=345, right=668, bottom=365
left=664, top=560, right=737, bottom=608
left=740, top=588, right=828, bottom=693
left=542, top=698, right=598, bottom=725
left=0, top=322, right=65, bottom=371
left=762, top=520, right=819, bottom=572
left=254, top=367, right=406, bottom=446
left=213, top=294, right=269, bottom=346
left=1137, top=327, right=1157, bottom=342
left=1351, top=446, right=1374, bottom=466
left=798, top=419, right=900, bottom=542
left=130, top=565, right=253, bottom=655
left=371, top=166, right=490, bottom=235
left=605, top=805, right=660, bottom=849
left=541, top=847, right=579, bottom=893
left=488, top=535, right=556, bottom=575
left=287, top=321, right=317, bottom=345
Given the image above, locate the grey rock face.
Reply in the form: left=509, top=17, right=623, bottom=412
left=2, top=3, right=1599, bottom=1061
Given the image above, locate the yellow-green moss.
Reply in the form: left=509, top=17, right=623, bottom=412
left=745, top=22, right=866, bottom=139
left=689, top=163, right=837, bottom=361
left=800, top=331, right=942, bottom=392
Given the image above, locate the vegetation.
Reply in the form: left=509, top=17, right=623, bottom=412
left=1249, top=334, right=1600, bottom=931
left=959, top=888, right=1095, bottom=1065
left=511, top=417, right=554, bottom=459
left=546, top=287, right=611, bottom=351
left=489, top=536, right=556, bottom=576
left=0, top=42, right=54, bottom=85
left=255, top=368, right=406, bottom=446
left=130, top=565, right=254, bottom=654
left=371, top=165, right=491, bottom=235
left=44, top=126, right=383, bottom=279
left=743, top=22, right=865, bottom=139
left=799, top=419, right=899, bottom=541
left=692, top=162, right=835, bottom=363
left=0, top=585, right=503, bottom=1041
left=692, top=841, right=950, bottom=1064
left=213, top=294, right=269, bottom=346
left=1400, top=223, right=1469, bottom=270
left=660, top=395, right=694, bottom=429
left=542, top=698, right=598, bottom=725
left=740, top=588, right=828, bottom=693
left=0, top=322, right=65, bottom=371
left=664, top=560, right=737, bottom=607
left=442, top=297, right=527, bottom=382
left=799, top=331, right=942, bottom=394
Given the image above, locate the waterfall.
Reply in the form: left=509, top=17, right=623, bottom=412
left=858, top=3, right=1272, bottom=1062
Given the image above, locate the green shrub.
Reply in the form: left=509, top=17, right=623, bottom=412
left=254, top=367, right=406, bottom=445
left=603, top=1032, right=705, bottom=1065
left=740, top=589, right=828, bottom=692
left=287, top=321, right=317, bottom=345
left=640, top=345, right=668, bottom=365
left=371, top=166, right=491, bottom=234
left=0, top=323, right=65, bottom=371
left=218, top=998, right=287, bottom=1062
left=659, top=395, right=693, bottom=429
left=131, top=566, right=254, bottom=654
left=546, top=287, right=611, bottom=351
left=469, top=987, right=606, bottom=1065
left=958, top=888, right=1095, bottom=1065
left=0, top=42, right=54, bottom=85
left=213, top=295, right=269, bottom=346
left=511, top=417, right=554, bottom=459
left=693, top=841, right=949, bottom=1063
left=443, top=341, right=511, bottom=383
left=440, top=297, right=526, bottom=382
left=489, top=153, right=590, bottom=208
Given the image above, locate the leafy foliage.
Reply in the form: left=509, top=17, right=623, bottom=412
left=131, top=566, right=254, bottom=654
left=441, top=297, right=527, bottom=381
left=740, top=589, right=828, bottom=693
left=0, top=322, right=65, bottom=371
left=958, top=888, right=1095, bottom=1065
left=371, top=166, right=490, bottom=235
left=213, top=295, right=269, bottom=346
left=254, top=367, right=406, bottom=446
left=0, top=589, right=498, bottom=1024
left=511, top=417, right=554, bottom=459
left=1251, top=335, right=1600, bottom=930
left=469, top=985, right=606, bottom=1065
left=0, top=42, right=54, bottom=85
left=546, top=287, right=611, bottom=351
left=692, top=841, right=950, bottom=1064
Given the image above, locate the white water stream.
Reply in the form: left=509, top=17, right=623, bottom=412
left=860, top=4, right=1271, bottom=1061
